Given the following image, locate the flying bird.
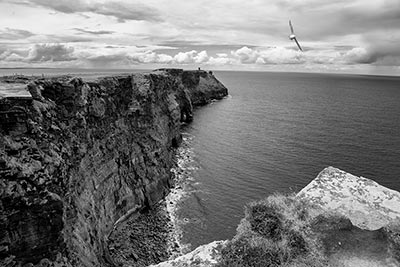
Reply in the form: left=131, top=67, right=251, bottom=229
left=289, top=20, right=303, bottom=51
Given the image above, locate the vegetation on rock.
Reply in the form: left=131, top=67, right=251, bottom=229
left=217, top=194, right=327, bottom=267
left=217, top=193, right=400, bottom=267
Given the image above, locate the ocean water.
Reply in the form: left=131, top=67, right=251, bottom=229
left=174, top=71, right=400, bottom=250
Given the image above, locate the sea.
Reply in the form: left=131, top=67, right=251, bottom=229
left=172, top=71, right=400, bottom=250
left=2, top=68, right=400, bottom=251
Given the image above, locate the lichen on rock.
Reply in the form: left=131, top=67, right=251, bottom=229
left=297, top=166, right=400, bottom=230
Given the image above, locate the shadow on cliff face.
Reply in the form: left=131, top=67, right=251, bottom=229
left=217, top=194, right=400, bottom=267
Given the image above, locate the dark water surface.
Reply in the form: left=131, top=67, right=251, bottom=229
left=176, top=71, right=400, bottom=250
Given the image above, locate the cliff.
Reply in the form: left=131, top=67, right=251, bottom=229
left=152, top=167, right=400, bottom=267
left=0, top=69, right=228, bottom=267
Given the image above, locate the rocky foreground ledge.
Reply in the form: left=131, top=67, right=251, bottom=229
left=0, top=69, right=228, bottom=267
left=153, top=167, right=400, bottom=267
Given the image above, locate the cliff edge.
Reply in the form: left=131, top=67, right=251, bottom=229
left=153, top=167, right=400, bottom=267
left=0, top=69, right=228, bottom=267
left=297, top=166, right=400, bottom=230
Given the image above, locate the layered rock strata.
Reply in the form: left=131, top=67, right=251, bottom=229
left=0, top=69, right=228, bottom=267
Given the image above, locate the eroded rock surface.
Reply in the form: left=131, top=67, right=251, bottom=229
left=0, top=69, right=228, bottom=267
left=150, top=240, right=227, bottom=267
left=297, top=166, right=400, bottom=230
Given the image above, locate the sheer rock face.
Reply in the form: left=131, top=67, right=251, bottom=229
left=297, top=166, right=400, bottom=230
left=0, top=70, right=228, bottom=267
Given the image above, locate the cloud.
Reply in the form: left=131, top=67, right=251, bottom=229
left=27, top=44, right=76, bottom=62
left=44, top=34, right=94, bottom=43
left=258, top=47, right=305, bottom=64
left=343, top=32, right=400, bottom=66
left=18, top=0, right=162, bottom=22
left=73, top=28, right=114, bottom=35
left=84, top=53, right=129, bottom=66
left=0, top=50, right=26, bottom=61
left=84, top=51, right=174, bottom=67
left=231, top=46, right=305, bottom=65
left=231, top=47, right=259, bottom=64
left=0, top=28, right=35, bottom=40
left=84, top=49, right=215, bottom=67
left=216, top=53, right=228, bottom=57
left=344, top=47, right=375, bottom=64
left=0, top=41, right=397, bottom=72
left=173, top=50, right=209, bottom=64
left=130, top=51, right=173, bottom=64
left=208, top=55, right=234, bottom=65
left=0, top=44, right=77, bottom=65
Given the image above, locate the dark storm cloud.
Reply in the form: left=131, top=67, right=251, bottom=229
left=14, top=0, right=163, bottom=22
left=27, top=44, right=76, bottom=62
left=73, top=28, right=114, bottom=35
left=0, top=28, right=35, bottom=40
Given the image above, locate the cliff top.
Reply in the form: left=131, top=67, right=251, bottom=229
left=0, top=69, right=217, bottom=98
left=298, top=166, right=400, bottom=230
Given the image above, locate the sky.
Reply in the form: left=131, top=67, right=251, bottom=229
left=0, top=0, right=400, bottom=75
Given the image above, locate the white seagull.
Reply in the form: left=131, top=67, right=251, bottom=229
left=289, top=20, right=303, bottom=51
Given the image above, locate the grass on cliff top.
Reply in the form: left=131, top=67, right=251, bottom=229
left=216, top=194, right=329, bottom=267
left=217, top=193, right=400, bottom=267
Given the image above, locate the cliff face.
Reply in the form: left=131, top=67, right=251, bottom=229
left=0, top=69, right=228, bottom=267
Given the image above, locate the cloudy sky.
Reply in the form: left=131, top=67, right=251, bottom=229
left=1, top=0, right=399, bottom=74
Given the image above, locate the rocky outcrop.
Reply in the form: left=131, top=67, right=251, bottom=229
left=151, top=167, right=400, bottom=267
left=297, top=166, right=400, bottom=230
left=150, top=241, right=227, bottom=267
left=0, top=69, right=228, bottom=267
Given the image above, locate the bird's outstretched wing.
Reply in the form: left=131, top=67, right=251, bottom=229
left=289, top=20, right=294, bottom=34
left=294, top=37, right=303, bottom=51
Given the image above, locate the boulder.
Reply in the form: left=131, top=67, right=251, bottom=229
left=297, top=166, right=400, bottom=230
